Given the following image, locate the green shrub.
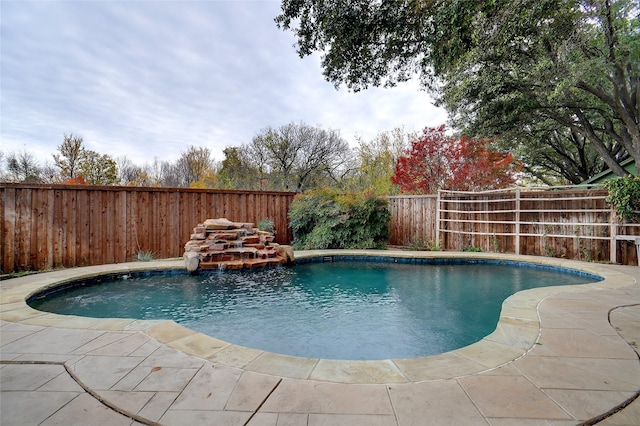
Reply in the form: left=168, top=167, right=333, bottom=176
left=257, top=217, right=275, bottom=233
left=605, top=176, right=640, bottom=223
left=288, top=189, right=391, bottom=250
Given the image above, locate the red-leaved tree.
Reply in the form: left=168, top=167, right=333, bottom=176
left=391, top=125, right=519, bottom=194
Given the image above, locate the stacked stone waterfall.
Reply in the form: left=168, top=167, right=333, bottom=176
left=183, top=218, right=294, bottom=272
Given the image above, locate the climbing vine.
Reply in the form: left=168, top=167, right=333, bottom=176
left=605, top=176, right=640, bottom=223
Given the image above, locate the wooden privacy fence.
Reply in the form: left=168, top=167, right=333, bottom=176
left=1, top=183, right=296, bottom=274
left=4, top=184, right=639, bottom=273
left=388, top=195, right=438, bottom=247
left=389, top=187, right=639, bottom=265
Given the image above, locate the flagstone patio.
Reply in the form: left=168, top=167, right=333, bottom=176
left=1, top=251, right=638, bottom=425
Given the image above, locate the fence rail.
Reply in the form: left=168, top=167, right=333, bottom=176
left=3, top=184, right=639, bottom=273
left=387, top=195, right=438, bottom=248
left=1, top=183, right=296, bottom=274
left=389, top=187, right=639, bottom=265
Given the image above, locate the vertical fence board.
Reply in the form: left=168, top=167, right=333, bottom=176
left=114, top=191, right=127, bottom=263
left=37, top=189, right=47, bottom=269
left=76, top=191, right=91, bottom=266
left=0, top=185, right=291, bottom=272
left=400, top=198, right=407, bottom=243
left=1, top=188, right=14, bottom=271
left=99, top=191, right=108, bottom=265
left=88, top=191, right=99, bottom=265
left=90, top=191, right=100, bottom=266
left=180, top=192, right=192, bottom=256
left=239, top=193, right=247, bottom=223
left=387, top=196, right=438, bottom=247
left=63, top=189, right=77, bottom=268
left=0, top=188, right=3, bottom=270
left=140, top=190, right=151, bottom=254
left=269, top=194, right=276, bottom=236
left=162, top=192, right=171, bottom=258
left=51, top=189, right=61, bottom=268
left=151, top=191, right=160, bottom=256
left=28, top=189, right=39, bottom=269
left=169, top=192, right=181, bottom=258
left=200, top=192, right=211, bottom=223
left=76, top=190, right=89, bottom=266
left=43, top=189, right=53, bottom=269
left=103, top=191, right=113, bottom=265
left=30, top=189, right=44, bottom=269
left=126, top=191, right=137, bottom=261
left=245, top=192, right=252, bottom=223
left=388, top=189, right=637, bottom=265
left=4, top=184, right=635, bottom=274
left=0, top=193, right=4, bottom=273
left=17, top=188, right=31, bottom=270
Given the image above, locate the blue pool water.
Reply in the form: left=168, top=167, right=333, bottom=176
left=28, top=259, right=600, bottom=360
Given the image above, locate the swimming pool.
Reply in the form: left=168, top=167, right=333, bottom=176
left=28, top=257, right=600, bottom=360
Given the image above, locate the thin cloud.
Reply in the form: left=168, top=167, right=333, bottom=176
left=1, top=1, right=447, bottom=167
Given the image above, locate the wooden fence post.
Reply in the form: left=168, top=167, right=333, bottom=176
left=610, top=207, right=618, bottom=263
left=436, top=190, right=441, bottom=249
left=515, top=188, right=521, bottom=255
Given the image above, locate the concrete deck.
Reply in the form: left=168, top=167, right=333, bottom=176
left=1, top=251, right=639, bottom=425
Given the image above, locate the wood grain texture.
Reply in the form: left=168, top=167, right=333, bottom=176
left=1, top=184, right=296, bottom=273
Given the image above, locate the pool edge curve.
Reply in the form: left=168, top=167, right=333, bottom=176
left=1, top=250, right=636, bottom=384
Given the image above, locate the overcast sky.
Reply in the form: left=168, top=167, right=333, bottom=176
left=1, top=0, right=447, bottom=168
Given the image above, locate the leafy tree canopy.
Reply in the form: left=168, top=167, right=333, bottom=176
left=344, top=127, right=415, bottom=195
left=78, top=150, right=117, bottom=185
left=276, top=0, right=475, bottom=90
left=217, top=147, right=262, bottom=190
left=391, top=126, right=520, bottom=194
left=276, top=0, right=639, bottom=180
left=498, top=122, right=613, bottom=185
left=52, top=134, right=119, bottom=185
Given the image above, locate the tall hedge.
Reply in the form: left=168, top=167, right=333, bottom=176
left=288, top=189, right=391, bottom=250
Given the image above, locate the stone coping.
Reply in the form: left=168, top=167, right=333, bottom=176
left=0, top=250, right=635, bottom=384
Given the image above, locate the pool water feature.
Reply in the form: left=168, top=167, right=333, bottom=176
left=28, top=259, right=600, bottom=360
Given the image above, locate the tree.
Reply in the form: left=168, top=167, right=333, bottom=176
left=52, top=134, right=120, bottom=185
left=276, top=0, right=639, bottom=178
left=78, top=150, right=118, bottom=185
left=145, top=158, right=167, bottom=187
left=0, top=151, right=7, bottom=181
left=53, top=134, right=85, bottom=179
left=248, top=122, right=353, bottom=191
left=40, top=162, right=60, bottom=184
left=158, top=160, right=182, bottom=187
left=346, top=128, right=414, bottom=195
left=6, top=149, right=42, bottom=183
left=501, top=122, right=614, bottom=185
left=217, top=147, right=262, bottom=190
left=439, top=0, right=639, bottom=178
left=391, top=126, right=519, bottom=194
left=276, top=1, right=442, bottom=91
left=175, top=146, right=215, bottom=187
left=116, top=156, right=150, bottom=186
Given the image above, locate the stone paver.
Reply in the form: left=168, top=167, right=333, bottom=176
left=1, top=253, right=639, bottom=425
left=388, top=380, right=488, bottom=425
left=0, top=363, right=138, bottom=426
